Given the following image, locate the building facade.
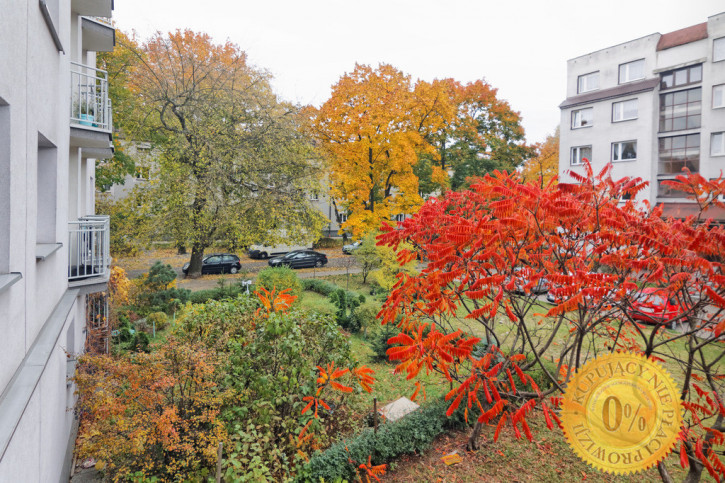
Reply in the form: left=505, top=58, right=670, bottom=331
left=0, top=0, right=114, bottom=480
left=559, top=12, right=725, bottom=219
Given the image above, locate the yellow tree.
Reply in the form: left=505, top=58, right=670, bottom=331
left=521, top=128, right=559, bottom=186
left=313, top=64, right=434, bottom=238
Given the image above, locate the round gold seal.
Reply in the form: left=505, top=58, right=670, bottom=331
left=561, top=352, right=682, bottom=474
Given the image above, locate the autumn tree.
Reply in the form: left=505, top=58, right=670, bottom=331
left=312, top=64, right=429, bottom=238
left=126, top=30, right=326, bottom=277
left=521, top=127, right=559, bottom=186
left=415, top=78, right=533, bottom=193
left=376, top=163, right=724, bottom=481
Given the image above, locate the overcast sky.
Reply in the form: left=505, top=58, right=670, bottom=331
left=113, top=1, right=724, bottom=144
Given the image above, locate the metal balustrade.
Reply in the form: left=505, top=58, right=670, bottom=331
left=68, top=215, right=110, bottom=282
left=70, top=62, right=112, bottom=132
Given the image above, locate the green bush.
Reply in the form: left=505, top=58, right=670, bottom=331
left=189, top=285, right=247, bottom=304
left=369, top=324, right=401, bottom=362
left=254, top=266, right=302, bottom=297
left=314, top=237, right=344, bottom=249
left=302, top=279, right=338, bottom=296
left=137, top=261, right=190, bottom=314
left=147, top=311, right=169, bottom=331
left=350, top=300, right=381, bottom=337
left=301, top=398, right=467, bottom=481
left=329, top=289, right=366, bottom=332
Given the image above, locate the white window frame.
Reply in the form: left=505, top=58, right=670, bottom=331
left=612, top=99, right=638, bottom=122
left=571, top=146, right=591, bottom=166
left=711, top=132, right=725, bottom=157
left=308, top=191, right=319, bottom=201
left=577, top=72, right=599, bottom=94
left=714, top=37, right=725, bottom=63
left=618, top=59, right=645, bottom=84
left=571, top=107, right=593, bottom=129
left=713, top=84, right=725, bottom=109
left=338, top=212, right=348, bottom=223
left=612, top=140, right=637, bottom=162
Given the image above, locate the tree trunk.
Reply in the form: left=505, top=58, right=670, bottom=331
left=176, top=243, right=187, bottom=255
left=187, top=245, right=205, bottom=278
left=657, top=461, right=674, bottom=483
left=467, top=421, right=484, bottom=451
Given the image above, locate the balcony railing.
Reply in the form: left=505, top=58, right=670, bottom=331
left=68, top=215, right=110, bottom=283
left=70, top=62, right=112, bottom=132
left=83, top=16, right=113, bottom=27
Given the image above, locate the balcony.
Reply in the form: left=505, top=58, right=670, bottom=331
left=72, top=0, right=113, bottom=17
left=68, top=215, right=110, bottom=288
left=70, top=62, right=113, bottom=156
left=82, top=16, right=115, bottom=52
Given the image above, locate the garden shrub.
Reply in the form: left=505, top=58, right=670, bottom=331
left=146, top=311, right=169, bottom=331
left=189, top=285, right=247, bottom=304
left=254, top=266, right=302, bottom=297
left=314, top=237, right=344, bottom=249
left=350, top=300, right=382, bottom=337
left=301, top=397, right=467, bottom=481
left=135, top=261, right=190, bottom=314
left=302, top=278, right=338, bottom=296
left=369, top=324, right=400, bottom=362
left=329, top=289, right=366, bottom=332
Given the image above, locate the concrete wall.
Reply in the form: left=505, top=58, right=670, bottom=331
left=0, top=0, right=110, bottom=479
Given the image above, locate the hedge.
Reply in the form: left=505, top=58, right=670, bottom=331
left=299, top=397, right=467, bottom=481
left=301, top=279, right=338, bottom=296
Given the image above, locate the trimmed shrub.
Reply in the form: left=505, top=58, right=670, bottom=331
left=254, top=266, right=302, bottom=297
left=189, top=285, right=246, bottom=304
left=302, top=279, right=338, bottom=296
left=329, top=289, right=366, bottom=332
left=314, top=237, right=344, bottom=249
left=350, top=300, right=382, bottom=337
left=146, top=311, right=169, bottom=331
left=301, top=398, right=467, bottom=481
left=369, top=323, right=400, bottom=362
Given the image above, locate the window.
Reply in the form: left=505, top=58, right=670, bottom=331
left=612, top=141, right=637, bottom=162
left=712, top=132, right=725, bottom=156
left=338, top=212, right=348, bottom=223
left=714, top=85, right=725, bottom=109
left=657, top=180, right=691, bottom=199
left=578, top=72, right=599, bottom=94
left=658, top=134, right=700, bottom=175
left=660, top=64, right=702, bottom=90
left=619, top=59, right=645, bottom=84
left=659, top=87, right=701, bottom=132
left=571, top=108, right=593, bottom=129
left=393, top=214, right=406, bottom=222
left=714, top=37, right=725, bottom=62
left=308, top=191, right=319, bottom=201
left=37, top=133, right=58, bottom=245
left=612, top=99, right=638, bottom=122
left=571, top=146, right=591, bottom=166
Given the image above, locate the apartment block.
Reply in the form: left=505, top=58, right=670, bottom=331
left=0, top=0, right=114, bottom=480
left=559, top=12, right=725, bottom=220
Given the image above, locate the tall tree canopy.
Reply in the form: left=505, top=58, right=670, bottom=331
left=521, top=127, right=559, bottom=186
left=312, top=64, right=531, bottom=237
left=127, top=30, right=325, bottom=276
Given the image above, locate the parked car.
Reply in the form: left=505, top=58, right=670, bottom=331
left=268, top=250, right=328, bottom=269
left=628, top=288, right=687, bottom=324
left=343, top=240, right=363, bottom=254
left=509, top=267, right=549, bottom=295
left=182, top=253, right=242, bottom=275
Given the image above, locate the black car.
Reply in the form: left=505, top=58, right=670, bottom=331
left=268, top=250, right=328, bottom=269
left=182, top=253, right=242, bottom=275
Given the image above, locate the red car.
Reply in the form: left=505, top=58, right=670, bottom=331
left=628, top=288, right=686, bottom=324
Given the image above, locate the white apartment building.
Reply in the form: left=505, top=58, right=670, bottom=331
left=559, top=12, right=725, bottom=220
left=0, top=0, right=114, bottom=480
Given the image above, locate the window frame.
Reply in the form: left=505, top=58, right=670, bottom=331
left=611, top=140, right=638, bottom=163
left=660, top=64, right=702, bottom=90
left=714, top=37, right=725, bottom=63
left=612, top=99, right=638, bottom=122
left=658, top=134, right=701, bottom=175
left=571, top=107, right=593, bottom=129
left=659, top=87, right=702, bottom=133
left=618, top=59, right=645, bottom=84
left=570, top=145, right=592, bottom=166
left=577, top=71, right=600, bottom=94
left=711, top=132, right=725, bottom=157
left=713, top=84, right=725, bottom=109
